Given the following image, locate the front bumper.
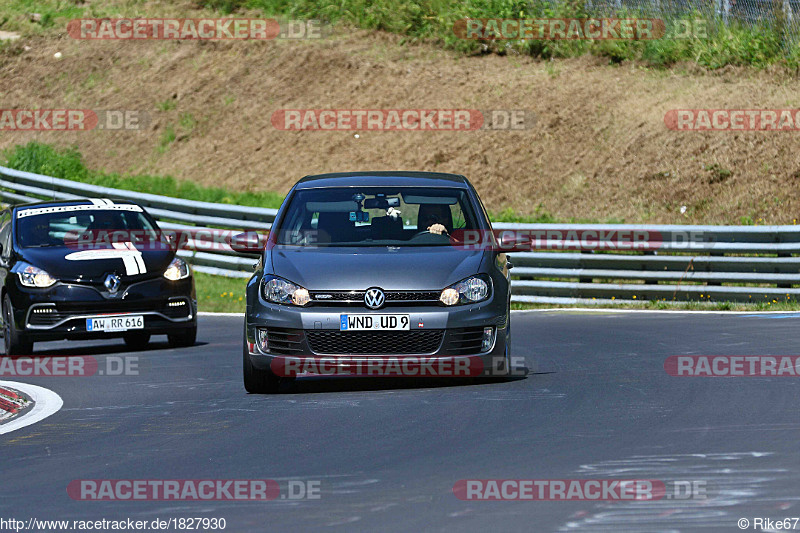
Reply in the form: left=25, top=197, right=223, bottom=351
left=9, top=276, right=196, bottom=341
left=245, top=295, right=510, bottom=377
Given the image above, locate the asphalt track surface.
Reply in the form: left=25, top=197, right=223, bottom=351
left=2, top=312, right=800, bottom=532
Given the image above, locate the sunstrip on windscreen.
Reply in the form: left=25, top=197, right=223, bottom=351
left=16, top=200, right=142, bottom=218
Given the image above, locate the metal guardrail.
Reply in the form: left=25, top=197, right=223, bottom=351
left=0, top=165, right=273, bottom=279
left=2, top=165, right=799, bottom=304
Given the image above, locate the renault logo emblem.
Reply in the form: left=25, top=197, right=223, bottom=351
left=364, top=288, right=385, bottom=309
left=104, top=274, right=120, bottom=294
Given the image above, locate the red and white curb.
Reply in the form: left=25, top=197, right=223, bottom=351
left=0, top=381, right=63, bottom=435
left=0, top=385, right=29, bottom=421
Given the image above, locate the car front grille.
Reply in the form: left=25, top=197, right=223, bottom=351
left=263, top=328, right=305, bottom=355
left=306, top=330, right=444, bottom=355
left=27, top=299, right=192, bottom=327
left=308, top=290, right=441, bottom=306
left=443, top=327, right=488, bottom=356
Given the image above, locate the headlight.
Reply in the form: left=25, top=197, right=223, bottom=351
left=16, top=264, right=57, bottom=288
left=261, top=275, right=310, bottom=306
left=163, top=257, right=190, bottom=281
left=440, top=275, right=490, bottom=306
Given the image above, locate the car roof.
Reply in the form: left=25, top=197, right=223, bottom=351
left=10, top=198, right=140, bottom=211
left=295, top=171, right=471, bottom=190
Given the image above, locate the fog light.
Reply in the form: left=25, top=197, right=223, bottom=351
left=440, top=288, right=459, bottom=306
left=292, top=288, right=311, bottom=306
left=256, top=328, right=269, bottom=353
left=481, top=327, right=495, bottom=353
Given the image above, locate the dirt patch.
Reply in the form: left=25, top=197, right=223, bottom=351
left=0, top=29, right=798, bottom=224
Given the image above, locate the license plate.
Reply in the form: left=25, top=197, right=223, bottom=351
left=340, top=314, right=409, bottom=331
left=86, top=315, right=144, bottom=332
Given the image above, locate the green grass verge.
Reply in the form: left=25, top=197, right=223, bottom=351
left=2, top=142, right=285, bottom=209
left=206, top=0, right=799, bottom=69
left=0, top=0, right=797, bottom=69
left=8, top=143, right=798, bottom=314
left=196, top=271, right=800, bottom=314
left=195, top=271, right=800, bottom=315
left=2, top=142, right=570, bottom=223
left=195, top=271, right=248, bottom=313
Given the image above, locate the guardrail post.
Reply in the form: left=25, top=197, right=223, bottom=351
left=644, top=251, right=657, bottom=284
left=578, top=250, right=593, bottom=284
left=777, top=251, right=792, bottom=288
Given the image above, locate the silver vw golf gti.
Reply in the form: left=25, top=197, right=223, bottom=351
left=243, top=171, right=512, bottom=393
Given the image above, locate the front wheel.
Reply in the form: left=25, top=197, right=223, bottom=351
left=168, top=325, right=197, bottom=348
left=242, top=333, right=281, bottom=393
left=123, top=332, right=151, bottom=350
left=3, top=296, right=33, bottom=355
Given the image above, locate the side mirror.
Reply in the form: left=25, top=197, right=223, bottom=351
left=498, top=232, right=531, bottom=252
left=229, top=231, right=265, bottom=255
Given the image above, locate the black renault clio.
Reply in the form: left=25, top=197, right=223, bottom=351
left=0, top=199, right=197, bottom=354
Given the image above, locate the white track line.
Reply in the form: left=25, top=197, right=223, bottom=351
left=0, top=381, right=63, bottom=435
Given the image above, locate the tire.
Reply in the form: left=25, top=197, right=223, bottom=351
left=498, top=345, right=512, bottom=377
left=500, top=299, right=515, bottom=377
left=242, top=331, right=281, bottom=394
left=168, top=325, right=197, bottom=348
left=501, top=301, right=513, bottom=376
left=2, top=295, right=33, bottom=355
left=123, top=332, right=151, bottom=350
left=489, top=303, right=513, bottom=378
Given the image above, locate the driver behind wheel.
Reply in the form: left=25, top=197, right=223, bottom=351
left=417, top=204, right=453, bottom=235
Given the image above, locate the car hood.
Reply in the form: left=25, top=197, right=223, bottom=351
left=269, top=246, right=486, bottom=290
left=18, top=246, right=174, bottom=283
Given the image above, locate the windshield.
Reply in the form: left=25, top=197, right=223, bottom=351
left=274, top=187, right=481, bottom=247
left=15, top=205, right=158, bottom=248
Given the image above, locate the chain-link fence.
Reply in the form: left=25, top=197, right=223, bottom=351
left=587, top=0, right=796, bottom=34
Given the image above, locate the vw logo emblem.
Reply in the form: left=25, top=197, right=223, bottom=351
left=104, top=274, right=121, bottom=294
left=364, top=288, right=385, bottom=309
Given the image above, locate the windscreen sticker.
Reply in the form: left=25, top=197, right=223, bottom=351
left=349, top=211, right=369, bottom=222
left=17, top=203, right=142, bottom=218
left=64, top=242, right=147, bottom=275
